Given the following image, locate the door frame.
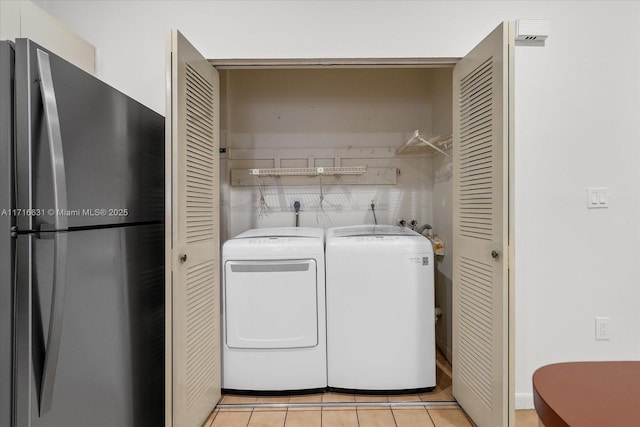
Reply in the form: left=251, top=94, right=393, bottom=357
left=209, top=57, right=459, bottom=69
left=206, top=54, right=515, bottom=423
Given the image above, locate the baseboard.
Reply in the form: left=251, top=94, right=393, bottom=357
left=515, top=392, right=534, bottom=409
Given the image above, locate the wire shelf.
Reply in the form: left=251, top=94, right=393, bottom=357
left=249, top=166, right=367, bottom=177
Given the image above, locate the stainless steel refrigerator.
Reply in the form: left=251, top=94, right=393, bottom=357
left=1, top=39, right=164, bottom=427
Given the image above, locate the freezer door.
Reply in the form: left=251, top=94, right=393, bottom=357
left=0, top=40, right=15, bottom=427
left=14, top=225, right=164, bottom=426
left=15, top=39, right=163, bottom=232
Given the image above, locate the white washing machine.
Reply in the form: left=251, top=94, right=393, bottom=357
left=222, top=227, right=326, bottom=392
left=325, top=225, right=435, bottom=392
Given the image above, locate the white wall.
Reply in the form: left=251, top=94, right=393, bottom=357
left=34, top=0, right=640, bottom=409
left=511, top=3, right=640, bottom=408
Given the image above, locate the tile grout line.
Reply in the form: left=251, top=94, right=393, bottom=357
left=389, top=406, right=399, bottom=427
left=426, top=408, right=436, bottom=427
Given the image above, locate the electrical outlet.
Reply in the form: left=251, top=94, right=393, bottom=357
left=595, top=317, right=610, bottom=340
left=290, top=198, right=303, bottom=212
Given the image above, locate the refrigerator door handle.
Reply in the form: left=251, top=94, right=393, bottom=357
left=36, top=48, right=69, bottom=415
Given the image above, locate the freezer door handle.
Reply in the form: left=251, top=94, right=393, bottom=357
left=36, top=48, right=69, bottom=415
left=36, top=48, right=68, bottom=231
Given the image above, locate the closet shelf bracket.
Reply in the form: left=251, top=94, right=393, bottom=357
left=396, top=130, right=452, bottom=158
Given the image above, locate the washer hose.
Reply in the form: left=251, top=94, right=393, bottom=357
left=417, top=223, right=432, bottom=235
left=294, top=201, right=301, bottom=227
left=371, top=201, right=377, bottom=225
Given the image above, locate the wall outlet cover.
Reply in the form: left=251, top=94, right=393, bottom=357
left=595, top=317, right=610, bottom=341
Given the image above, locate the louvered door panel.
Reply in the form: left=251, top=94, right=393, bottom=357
left=452, top=22, right=511, bottom=427
left=185, top=260, right=217, bottom=409
left=167, top=30, right=220, bottom=427
left=457, top=256, right=493, bottom=408
left=458, top=57, right=494, bottom=242
left=185, top=64, right=216, bottom=245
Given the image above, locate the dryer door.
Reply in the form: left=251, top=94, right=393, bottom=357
left=225, top=259, right=318, bottom=349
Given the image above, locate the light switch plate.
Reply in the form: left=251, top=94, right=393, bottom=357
left=587, top=187, right=608, bottom=209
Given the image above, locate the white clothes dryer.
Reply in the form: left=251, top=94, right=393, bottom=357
left=222, top=227, right=326, bottom=392
left=325, top=225, right=435, bottom=392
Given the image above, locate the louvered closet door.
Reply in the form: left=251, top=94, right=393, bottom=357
left=166, top=30, right=221, bottom=427
left=452, top=22, right=512, bottom=427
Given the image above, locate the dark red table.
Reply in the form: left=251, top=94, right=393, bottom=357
left=533, top=361, right=640, bottom=427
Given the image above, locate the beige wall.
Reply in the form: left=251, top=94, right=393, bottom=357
left=1, top=1, right=94, bottom=74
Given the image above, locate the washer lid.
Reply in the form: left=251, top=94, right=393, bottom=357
left=232, top=227, right=323, bottom=240
left=328, top=224, right=418, bottom=238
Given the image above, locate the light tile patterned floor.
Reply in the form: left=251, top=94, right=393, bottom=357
left=204, top=352, right=541, bottom=426
left=515, top=410, right=540, bottom=427
left=204, top=408, right=539, bottom=426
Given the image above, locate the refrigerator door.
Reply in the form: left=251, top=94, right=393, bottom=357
left=15, top=39, right=163, bottom=232
left=15, top=224, right=164, bottom=427
left=0, top=40, right=15, bottom=427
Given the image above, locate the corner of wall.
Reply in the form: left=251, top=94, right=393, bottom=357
left=0, top=2, right=23, bottom=41
left=17, top=0, right=96, bottom=74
